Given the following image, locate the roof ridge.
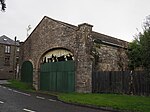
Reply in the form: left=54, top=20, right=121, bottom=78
left=44, top=16, right=77, bottom=29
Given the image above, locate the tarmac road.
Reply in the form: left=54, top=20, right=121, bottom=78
left=0, top=83, right=110, bottom=112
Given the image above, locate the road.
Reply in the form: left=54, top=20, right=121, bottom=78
left=0, top=84, right=110, bottom=112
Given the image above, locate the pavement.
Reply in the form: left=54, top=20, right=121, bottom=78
left=0, top=80, right=10, bottom=85
left=0, top=81, right=111, bottom=112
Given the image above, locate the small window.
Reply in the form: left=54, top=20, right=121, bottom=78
left=5, top=46, right=11, bottom=53
left=4, top=56, right=10, bottom=66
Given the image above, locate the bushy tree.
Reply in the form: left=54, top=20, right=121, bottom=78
left=0, top=0, right=6, bottom=11
left=128, top=38, right=142, bottom=70
left=128, top=15, right=150, bottom=71
left=140, top=17, right=150, bottom=71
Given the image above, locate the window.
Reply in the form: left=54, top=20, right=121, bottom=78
left=4, top=56, right=10, bottom=66
left=5, top=46, right=11, bottom=53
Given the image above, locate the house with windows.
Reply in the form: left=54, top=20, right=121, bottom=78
left=0, top=35, right=20, bottom=79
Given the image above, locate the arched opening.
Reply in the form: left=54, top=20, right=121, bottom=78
left=40, top=48, right=75, bottom=92
left=21, top=61, right=33, bottom=83
left=40, top=48, right=74, bottom=64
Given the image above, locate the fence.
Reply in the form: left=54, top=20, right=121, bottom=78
left=92, top=71, right=150, bottom=96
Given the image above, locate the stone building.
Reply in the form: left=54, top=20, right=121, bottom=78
left=20, top=16, right=128, bottom=93
left=0, top=35, right=20, bottom=79
left=92, top=32, right=128, bottom=71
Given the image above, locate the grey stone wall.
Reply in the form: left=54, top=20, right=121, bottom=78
left=21, top=16, right=93, bottom=92
left=20, top=16, right=129, bottom=93
left=93, top=43, right=128, bottom=71
left=0, top=43, right=19, bottom=79
left=75, top=23, right=93, bottom=93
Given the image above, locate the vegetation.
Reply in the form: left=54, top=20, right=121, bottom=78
left=0, top=0, right=6, bottom=11
left=128, top=15, right=150, bottom=71
left=7, top=80, right=34, bottom=92
left=5, top=80, right=150, bottom=112
left=59, top=93, right=150, bottom=112
left=6, top=80, right=59, bottom=97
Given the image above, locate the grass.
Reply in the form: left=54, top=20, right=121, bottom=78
left=58, top=93, right=150, bottom=112
left=5, top=80, right=150, bottom=112
left=5, top=80, right=58, bottom=96
left=6, top=80, right=34, bottom=92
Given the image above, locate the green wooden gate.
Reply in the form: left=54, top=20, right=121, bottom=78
left=40, top=61, right=75, bottom=92
left=21, top=61, right=33, bottom=83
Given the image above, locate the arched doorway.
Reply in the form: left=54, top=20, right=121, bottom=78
left=21, top=61, right=33, bottom=83
left=40, top=48, right=75, bottom=92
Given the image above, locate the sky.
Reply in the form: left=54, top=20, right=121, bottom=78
left=0, top=0, right=150, bottom=42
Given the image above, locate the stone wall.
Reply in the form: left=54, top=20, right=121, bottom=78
left=0, top=44, right=19, bottom=79
left=20, top=16, right=93, bottom=92
left=93, top=43, right=128, bottom=71
left=20, top=16, right=129, bottom=93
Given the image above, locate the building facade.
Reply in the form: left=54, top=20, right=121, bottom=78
left=92, top=32, right=128, bottom=71
left=0, top=35, right=20, bottom=79
left=20, top=16, right=128, bottom=93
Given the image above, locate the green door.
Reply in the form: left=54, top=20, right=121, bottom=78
left=21, top=61, right=33, bottom=83
left=40, top=61, right=75, bottom=92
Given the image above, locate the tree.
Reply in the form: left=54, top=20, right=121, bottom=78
left=140, top=17, right=150, bottom=71
left=0, top=0, right=6, bottom=11
left=128, top=38, right=142, bottom=70
left=128, top=15, right=150, bottom=71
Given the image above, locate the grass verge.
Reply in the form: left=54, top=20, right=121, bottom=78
left=58, top=93, right=150, bottom=112
left=4, top=80, right=150, bottom=112
left=5, top=80, right=58, bottom=96
left=6, top=80, right=34, bottom=92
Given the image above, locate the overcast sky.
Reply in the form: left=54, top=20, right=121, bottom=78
left=0, top=0, right=150, bottom=42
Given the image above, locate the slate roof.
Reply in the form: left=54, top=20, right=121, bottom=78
left=92, top=31, right=129, bottom=48
left=0, top=35, right=20, bottom=46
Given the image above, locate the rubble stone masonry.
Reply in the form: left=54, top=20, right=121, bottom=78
left=20, top=16, right=129, bottom=93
